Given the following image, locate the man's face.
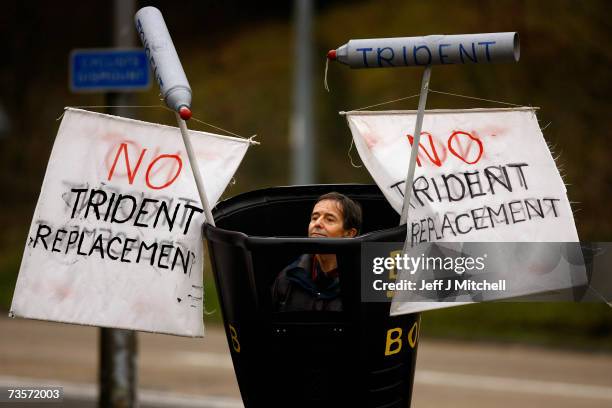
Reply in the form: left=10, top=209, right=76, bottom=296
left=308, top=199, right=356, bottom=238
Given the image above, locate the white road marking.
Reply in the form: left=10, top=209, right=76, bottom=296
left=2, top=359, right=612, bottom=406
left=169, top=350, right=612, bottom=401
left=416, top=370, right=612, bottom=401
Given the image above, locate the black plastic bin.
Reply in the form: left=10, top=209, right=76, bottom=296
left=204, top=184, right=420, bottom=408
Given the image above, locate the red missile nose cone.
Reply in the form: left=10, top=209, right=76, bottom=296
left=179, top=106, right=192, bottom=120
left=327, top=49, right=337, bottom=60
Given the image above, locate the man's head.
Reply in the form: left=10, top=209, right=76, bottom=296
left=308, top=192, right=362, bottom=238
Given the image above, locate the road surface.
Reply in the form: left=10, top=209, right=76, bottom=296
left=0, top=315, right=611, bottom=407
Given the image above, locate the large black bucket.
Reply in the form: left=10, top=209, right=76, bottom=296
left=204, top=184, right=420, bottom=407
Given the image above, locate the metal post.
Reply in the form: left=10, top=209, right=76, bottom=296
left=290, top=0, right=314, bottom=185
left=99, top=0, right=138, bottom=407
left=400, top=66, right=432, bottom=226
left=99, top=327, right=137, bottom=408
left=176, top=113, right=216, bottom=226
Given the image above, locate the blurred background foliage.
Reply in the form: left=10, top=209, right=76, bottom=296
left=0, top=0, right=610, bottom=349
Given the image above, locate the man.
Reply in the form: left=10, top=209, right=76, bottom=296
left=271, top=192, right=362, bottom=312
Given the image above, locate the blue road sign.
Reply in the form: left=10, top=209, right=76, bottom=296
left=70, top=48, right=151, bottom=92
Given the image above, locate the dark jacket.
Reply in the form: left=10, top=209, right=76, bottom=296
left=271, top=254, right=343, bottom=312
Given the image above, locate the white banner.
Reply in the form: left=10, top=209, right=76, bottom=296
left=346, top=108, right=580, bottom=314
left=10, top=108, right=252, bottom=337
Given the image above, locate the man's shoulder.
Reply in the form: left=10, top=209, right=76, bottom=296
left=276, top=254, right=310, bottom=283
left=286, top=254, right=311, bottom=271
left=272, top=254, right=311, bottom=298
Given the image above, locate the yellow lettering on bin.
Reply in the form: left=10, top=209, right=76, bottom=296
left=384, top=327, right=403, bottom=356
left=407, top=322, right=419, bottom=349
left=229, top=323, right=241, bottom=353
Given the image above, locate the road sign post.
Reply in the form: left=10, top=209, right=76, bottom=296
left=68, top=1, right=145, bottom=407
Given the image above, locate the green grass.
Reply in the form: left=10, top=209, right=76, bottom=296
left=420, top=302, right=612, bottom=351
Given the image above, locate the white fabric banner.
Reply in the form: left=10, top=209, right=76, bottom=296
left=10, top=108, right=251, bottom=337
left=346, top=108, right=580, bottom=315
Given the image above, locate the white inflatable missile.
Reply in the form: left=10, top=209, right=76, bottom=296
left=327, top=32, right=519, bottom=68
left=135, top=6, right=192, bottom=120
